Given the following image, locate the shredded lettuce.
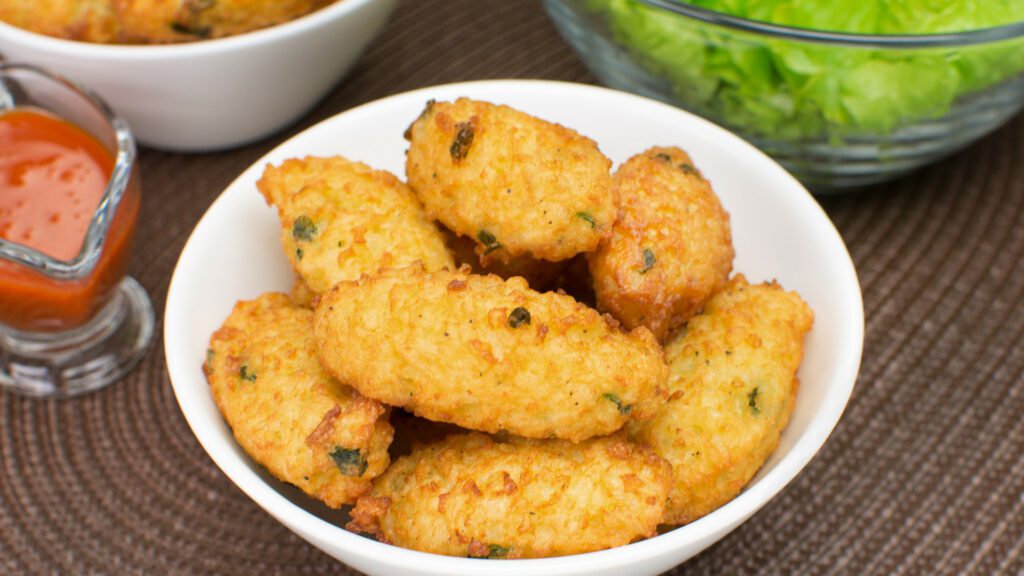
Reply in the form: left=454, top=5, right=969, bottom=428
left=590, top=0, right=1024, bottom=140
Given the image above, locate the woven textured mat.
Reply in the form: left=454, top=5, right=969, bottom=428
left=2, top=1, right=1023, bottom=574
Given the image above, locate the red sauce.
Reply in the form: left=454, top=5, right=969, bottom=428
left=0, top=109, right=140, bottom=332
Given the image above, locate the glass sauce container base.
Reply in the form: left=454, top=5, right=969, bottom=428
left=0, top=277, right=154, bottom=398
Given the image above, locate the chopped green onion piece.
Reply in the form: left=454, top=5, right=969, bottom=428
left=450, top=121, right=475, bottom=160
left=293, top=215, right=317, bottom=242
left=640, top=248, right=655, bottom=274
left=602, top=392, right=632, bottom=415
left=508, top=307, right=531, bottom=328
left=576, top=211, right=596, bottom=228
left=477, top=230, right=501, bottom=254
left=329, top=446, right=368, bottom=477
left=239, top=365, right=256, bottom=383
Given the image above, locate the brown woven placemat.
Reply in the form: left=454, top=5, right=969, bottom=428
left=2, top=1, right=1023, bottom=574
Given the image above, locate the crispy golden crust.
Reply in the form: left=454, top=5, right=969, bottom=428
left=348, top=433, right=672, bottom=558
left=257, top=156, right=454, bottom=294
left=627, top=275, right=813, bottom=525
left=1, top=0, right=331, bottom=43
left=405, top=98, right=616, bottom=263
left=443, top=229, right=565, bottom=290
left=313, top=266, right=669, bottom=442
left=204, top=293, right=393, bottom=508
left=589, top=147, right=733, bottom=342
left=0, top=0, right=119, bottom=42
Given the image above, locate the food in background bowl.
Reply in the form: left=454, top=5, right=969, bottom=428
left=545, top=0, right=1024, bottom=189
left=0, top=0, right=399, bottom=151
left=0, top=0, right=338, bottom=44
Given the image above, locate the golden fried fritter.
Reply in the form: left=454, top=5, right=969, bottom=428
left=0, top=0, right=120, bottom=43
left=590, top=147, right=733, bottom=342
left=405, top=98, right=616, bottom=263
left=348, top=433, right=672, bottom=558
left=314, top=265, right=668, bottom=442
left=444, top=229, right=565, bottom=290
left=257, top=156, right=454, bottom=294
left=204, top=293, right=393, bottom=508
left=628, top=275, right=813, bottom=525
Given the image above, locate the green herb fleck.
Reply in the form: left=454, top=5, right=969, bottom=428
left=295, top=248, right=304, bottom=261
left=239, top=365, right=256, bottom=383
left=450, top=121, right=475, bottom=160
left=655, top=152, right=673, bottom=163
left=203, top=349, right=215, bottom=374
left=487, top=544, right=511, bottom=559
left=602, top=392, right=632, bottom=415
left=329, top=446, right=368, bottom=477
left=293, top=215, right=317, bottom=242
left=170, top=22, right=211, bottom=37
left=748, top=387, right=760, bottom=415
left=680, top=163, right=703, bottom=179
left=477, top=230, right=501, bottom=254
left=576, top=211, right=596, bottom=228
left=640, top=248, right=656, bottom=274
left=508, top=307, right=531, bottom=328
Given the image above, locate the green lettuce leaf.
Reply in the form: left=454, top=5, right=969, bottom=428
left=591, top=0, right=1024, bottom=140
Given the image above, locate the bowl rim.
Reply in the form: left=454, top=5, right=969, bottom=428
left=0, top=0, right=387, bottom=58
left=164, top=79, right=865, bottom=575
left=637, top=0, right=1024, bottom=48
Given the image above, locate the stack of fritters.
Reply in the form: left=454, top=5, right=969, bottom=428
left=205, top=98, right=813, bottom=559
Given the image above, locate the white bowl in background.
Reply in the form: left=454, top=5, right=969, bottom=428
left=0, top=0, right=398, bottom=151
left=164, top=80, right=864, bottom=576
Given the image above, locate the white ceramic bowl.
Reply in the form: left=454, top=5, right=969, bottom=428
left=0, top=0, right=398, bottom=151
left=165, top=80, right=864, bottom=575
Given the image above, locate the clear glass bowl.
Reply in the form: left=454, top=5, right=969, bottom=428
left=544, top=0, right=1024, bottom=191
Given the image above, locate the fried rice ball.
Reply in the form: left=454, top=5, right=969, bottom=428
left=0, top=0, right=120, bottom=43
left=348, top=433, right=672, bottom=558
left=314, top=265, right=669, bottom=442
left=204, top=293, right=393, bottom=508
left=589, top=147, right=733, bottom=342
left=405, top=98, right=616, bottom=263
left=627, top=275, right=813, bottom=525
left=257, top=156, right=454, bottom=294
left=443, top=229, right=566, bottom=290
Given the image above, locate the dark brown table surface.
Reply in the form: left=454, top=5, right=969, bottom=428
left=3, top=1, right=1023, bottom=574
